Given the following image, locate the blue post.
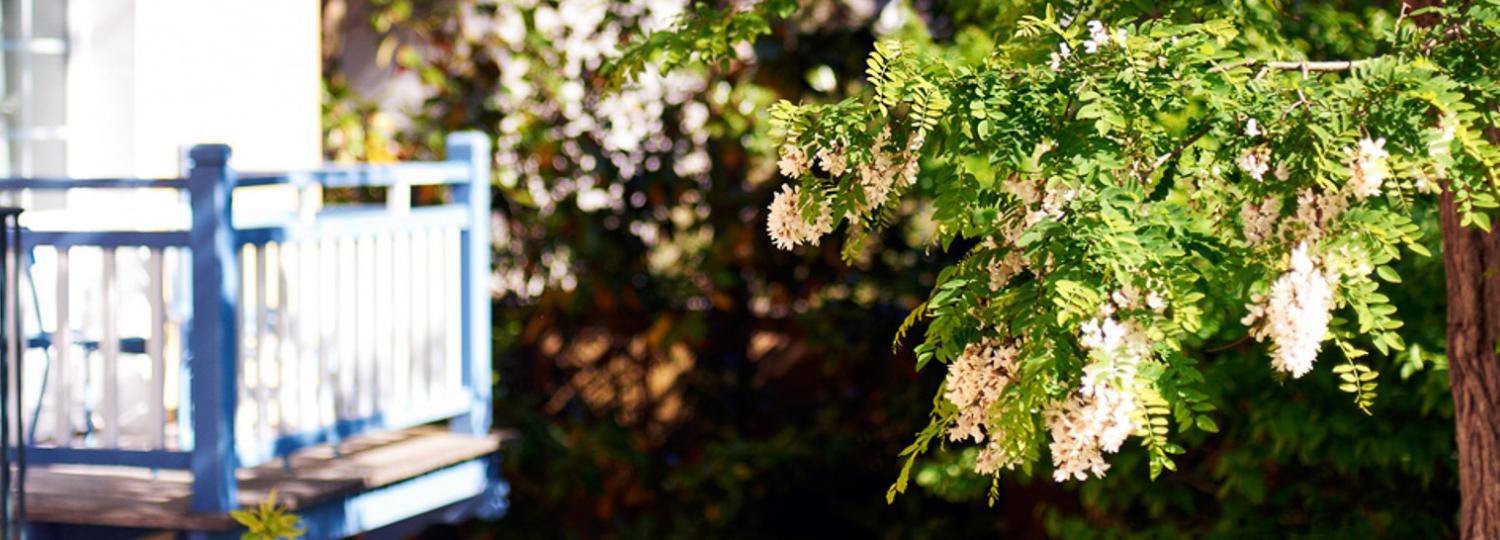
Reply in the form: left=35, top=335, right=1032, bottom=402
left=187, top=144, right=239, bottom=512
left=446, top=132, right=492, bottom=436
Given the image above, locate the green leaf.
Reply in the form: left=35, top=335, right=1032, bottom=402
left=1375, top=265, right=1402, bottom=283
left=230, top=510, right=258, bottom=529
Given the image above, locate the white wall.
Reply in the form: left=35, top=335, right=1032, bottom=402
left=67, top=0, right=322, bottom=178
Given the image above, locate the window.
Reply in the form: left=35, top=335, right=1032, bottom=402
left=1, top=0, right=67, bottom=176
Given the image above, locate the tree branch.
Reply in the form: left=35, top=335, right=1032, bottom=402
left=1212, top=58, right=1373, bottom=73
left=1203, top=334, right=1252, bottom=353
left=1141, top=127, right=1211, bottom=181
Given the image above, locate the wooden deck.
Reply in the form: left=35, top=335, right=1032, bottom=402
left=23, top=427, right=504, bottom=531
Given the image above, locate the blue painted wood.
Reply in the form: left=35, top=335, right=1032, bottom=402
left=235, top=161, right=470, bottom=189
left=234, top=204, right=470, bottom=245
left=292, top=458, right=497, bottom=540
left=446, top=132, right=491, bottom=437
left=361, top=461, right=508, bottom=540
left=23, top=334, right=147, bottom=355
left=186, top=144, right=239, bottom=513
left=176, top=458, right=503, bottom=540
left=14, top=447, right=190, bottom=469
left=25, top=522, right=162, bottom=540
left=22, top=231, right=189, bottom=249
left=0, top=178, right=187, bottom=190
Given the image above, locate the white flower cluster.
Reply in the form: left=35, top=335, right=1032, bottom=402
left=1037, top=185, right=1077, bottom=224
left=1288, top=188, right=1348, bottom=241
left=1006, top=175, right=1075, bottom=227
left=1348, top=137, right=1390, bottom=200
left=766, top=184, right=833, bottom=250
left=817, top=145, right=849, bottom=177
left=1240, top=195, right=1281, bottom=245
left=1237, top=145, right=1272, bottom=181
left=944, top=339, right=1020, bottom=443
left=1048, top=42, right=1072, bottom=71
left=987, top=250, right=1028, bottom=291
left=1082, top=20, right=1126, bottom=54
left=942, top=339, right=1023, bottom=474
left=1078, top=316, right=1151, bottom=365
left=1242, top=243, right=1336, bottom=378
left=483, top=0, right=711, bottom=217
left=1245, top=117, right=1262, bottom=138
left=768, top=126, right=927, bottom=250
left=1046, top=317, right=1147, bottom=482
left=1047, top=384, right=1138, bottom=481
left=778, top=144, right=811, bottom=178
left=856, top=127, right=925, bottom=212
left=1103, top=283, right=1166, bottom=316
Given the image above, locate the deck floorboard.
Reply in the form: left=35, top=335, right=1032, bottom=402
left=22, top=427, right=503, bottom=531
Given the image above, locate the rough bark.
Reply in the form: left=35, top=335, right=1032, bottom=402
left=1439, top=187, right=1500, bottom=540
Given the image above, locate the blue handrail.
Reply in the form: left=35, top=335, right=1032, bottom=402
left=0, top=178, right=186, bottom=190
left=236, top=161, right=471, bottom=188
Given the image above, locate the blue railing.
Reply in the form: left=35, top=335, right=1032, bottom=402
left=0, top=132, right=492, bottom=512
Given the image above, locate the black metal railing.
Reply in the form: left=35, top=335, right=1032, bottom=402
left=0, top=207, right=24, bottom=539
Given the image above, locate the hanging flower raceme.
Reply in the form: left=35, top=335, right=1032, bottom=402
left=854, top=127, right=925, bottom=213
left=766, top=184, right=833, bottom=250
left=944, top=339, right=1020, bottom=443
left=987, top=249, right=1027, bottom=291
left=1242, top=243, right=1337, bottom=378
left=817, top=144, right=849, bottom=177
left=778, top=144, right=811, bottom=178
left=1287, top=188, right=1348, bottom=241
left=1047, top=381, right=1138, bottom=481
left=1347, top=137, right=1389, bottom=200
left=942, top=339, right=1024, bottom=474
left=1240, top=195, right=1281, bottom=245
left=1047, top=317, right=1147, bottom=482
left=1237, top=145, right=1271, bottom=181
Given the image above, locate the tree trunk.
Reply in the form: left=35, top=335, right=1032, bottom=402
left=1439, top=187, right=1500, bottom=539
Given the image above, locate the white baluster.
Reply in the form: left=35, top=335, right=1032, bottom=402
left=320, top=237, right=338, bottom=428
left=277, top=241, right=295, bottom=435
left=375, top=232, right=393, bottom=417
left=339, top=237, right=356, bottom=420
left=256, top=244, right=271, bottom=443
left=428, top=228, right=443, bottom=405
left=53, top=248, right=69, bottom=445
left=446, top=227, right=462, bottom=396
left=410, top=229, right=427, bottom=406
left=236, top=246, right=250, bottom=444
left=356, top=235, right=373, bottom=418
left=148, top=248, right=166, bottom=449
left=393, top=228, right=410, bottom=412
left=101, top=247, right=119, bottom=448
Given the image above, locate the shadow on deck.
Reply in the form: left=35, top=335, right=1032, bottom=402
left=23, top=427, right=507, bottom=537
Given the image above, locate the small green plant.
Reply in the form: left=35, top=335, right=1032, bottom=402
left=230, top=489, right=306, bottom=540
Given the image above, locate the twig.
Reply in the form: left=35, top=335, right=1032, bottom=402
left=1212, top=58, right=1372, bottom=73
left=1204, top=334, right=1252, bottom=353
left=1142, top=127, right=1211, bottom=180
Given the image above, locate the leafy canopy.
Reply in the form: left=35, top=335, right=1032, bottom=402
left=612, top=0, right=1500, bottom=502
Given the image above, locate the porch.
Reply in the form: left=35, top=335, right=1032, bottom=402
left=0, top=132, right=503, bottom=539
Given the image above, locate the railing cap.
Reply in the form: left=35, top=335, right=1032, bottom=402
left=188, top=144, right=233, bottom=167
